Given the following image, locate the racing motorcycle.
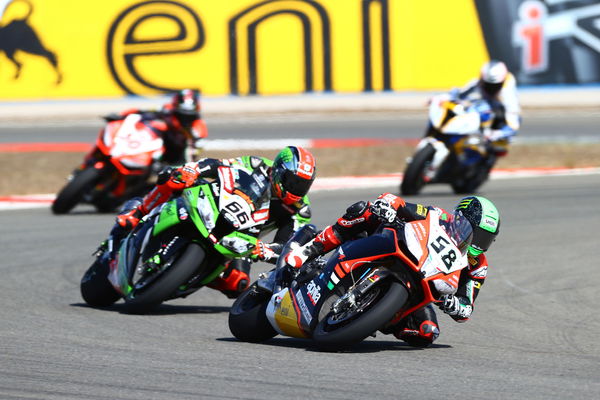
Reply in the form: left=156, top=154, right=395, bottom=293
left=80, top=166, right=270, bottom=313
left=228, top=206, right=473, bottom=350
left=52, top=114, right=165, bottom=214
left=400, top=95, right=497, bottom=195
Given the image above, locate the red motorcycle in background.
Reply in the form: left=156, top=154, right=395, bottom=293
left=52, top=114, right=165, bottom=214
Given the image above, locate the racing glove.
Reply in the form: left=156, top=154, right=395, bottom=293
left=171, top=164, right=200, bottom=188
left=251, top=240, right=282, bottom=263
left=116, top=207, right=144, bottom=230
left=370, top=199, right=397, bottom=223
left=439, top=294, right=473, bottom=320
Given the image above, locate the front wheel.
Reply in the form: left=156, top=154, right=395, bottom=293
left=52, top=167, right=102, bottom=214
left=123, top=243, right=206, bottom=313
left=312, top=281, right=408, bottom=351
left=229, top=283, right=277, bottom=343
left=80, top=259, right=121, bottom=307
left=451, top=156, right=494, bottom=194
left=400, top=144, right=435, bottom=196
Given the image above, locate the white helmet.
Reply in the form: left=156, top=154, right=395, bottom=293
left=479, top=60, right=508, bottom=97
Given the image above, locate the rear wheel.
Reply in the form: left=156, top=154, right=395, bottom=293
left=52, top=167, right=102, bottom=214
left=123, top=243, right=206, bottom=313
left=80, top=259, right=121, bottom=307
left=400, top=145, right=435, bottom=196
left=312, top=281, right=408, bottom=351
left=228, top=283, right=277, bottom=343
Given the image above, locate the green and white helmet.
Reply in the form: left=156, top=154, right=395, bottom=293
left=455, top=196, right=500, bottom=257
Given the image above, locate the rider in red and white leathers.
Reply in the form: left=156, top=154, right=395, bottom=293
left=282, top=193, right=500, bottom=347
left=105, top=89, right=208, bottom=165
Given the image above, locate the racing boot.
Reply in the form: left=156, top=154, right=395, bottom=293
left=392, top=304, right=440, bottom=348
left=208, top=258, right=251, bottom=299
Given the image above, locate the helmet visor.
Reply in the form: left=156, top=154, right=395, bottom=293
left=444, top=211, right=473, bottom=256
left=472, top=226, right=497, bottom=253
left=481, top=81, right=502, bottom=97
left=279, top=169, right=313, bottom=197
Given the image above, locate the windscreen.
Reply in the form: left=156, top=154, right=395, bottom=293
left=441, top=211, right=473, bottom=255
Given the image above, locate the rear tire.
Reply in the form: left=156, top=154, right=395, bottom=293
left=52, top=167, right=101, bottom=214
left=124, top=243, right=205, bottom=313
left=312, top=281, right=408, bottom=351
left=80, top=259, right=121, bottom=307
left=400, top=145, right=435, bottom=196
left=228, top=284, right=277, bottom=343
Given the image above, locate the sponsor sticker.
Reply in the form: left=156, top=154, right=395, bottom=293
left=306, top=280, right=322, bottom=305
left=294, top=290, right=312, bottom=323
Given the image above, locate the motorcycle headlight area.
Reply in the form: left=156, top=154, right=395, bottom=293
left=196, top=195, right=216, bottom=231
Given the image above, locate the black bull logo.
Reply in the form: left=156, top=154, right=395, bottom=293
left=0, top=0, right=62, bottom=84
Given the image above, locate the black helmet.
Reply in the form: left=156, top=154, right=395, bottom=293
left=479, top=60, right=508, bottom=98
left=271, top=146, right=316, bottom=205
left=455, top=196, right=500, bottom=257
left=171, top=89, right=200, bottom=127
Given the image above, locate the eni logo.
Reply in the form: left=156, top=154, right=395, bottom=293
left=0, top=0, right=62, bottom=83
left=106, top=0, right=204, bottom=95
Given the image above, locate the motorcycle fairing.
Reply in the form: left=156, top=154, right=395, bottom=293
left=110, top=218, right=156, bottom=295
left=390, top=212, right=468, bottom=323
left=266, top=287, right=310, bottom=338
left=96, top=114, right=164, bottom=175
left=324, top=229, right=399, bottom=290
left=152, top=184, right=258, bottom=258
left=267, top=228, right=402, bottom=336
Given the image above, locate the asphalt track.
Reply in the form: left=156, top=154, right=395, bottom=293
left=1, top=172, right=599, bottom=399
left=1, top=113, right=600, bottom=399
left=1, top=110, right=599, bottom=143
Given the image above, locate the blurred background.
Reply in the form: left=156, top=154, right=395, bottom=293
left=1, top=0, right=599, bottom=99
left=1, top=0, right=599, bottom=196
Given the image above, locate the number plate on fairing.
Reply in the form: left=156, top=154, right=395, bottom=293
left=219, top=192, right=255, bottom=230
left=406, top=210, right=467, bottom=278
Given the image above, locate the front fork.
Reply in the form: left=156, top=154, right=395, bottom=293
left=332, top=268, right=391, bottom=314
left=414, top=138, right=449, bottom=181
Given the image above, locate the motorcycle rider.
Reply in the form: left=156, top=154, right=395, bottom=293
left=105, top=89, right=208, bottom=165
left=112, top=146, right=316, bottom=298
left=283, top=193, right=500, bottom=347
left=448, top=59, right=521, bottom=157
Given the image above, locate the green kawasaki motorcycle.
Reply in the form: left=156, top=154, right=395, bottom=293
left=80, top=169, right=270, bottom=313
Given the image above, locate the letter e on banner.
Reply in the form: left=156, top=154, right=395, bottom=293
left=107, top=0, right=204, bottom=95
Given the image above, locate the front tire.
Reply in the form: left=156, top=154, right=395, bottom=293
left=400, top=145, right=435, bottom=196
left=228, top=283, right=277, bottom=343
left=123, top=243, right=205, bottom=313
left=451, top=157, right=494, bottom=194
left=52, top=167, right=102, bottom=214
left=312, top=281, right=408, bottom=351
left=80, top=259, right=121, bottom=307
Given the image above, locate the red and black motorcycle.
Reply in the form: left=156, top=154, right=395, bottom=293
left=229, top=207, right=473, bottom=350
left=52, top=114, right=165, bottom=214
